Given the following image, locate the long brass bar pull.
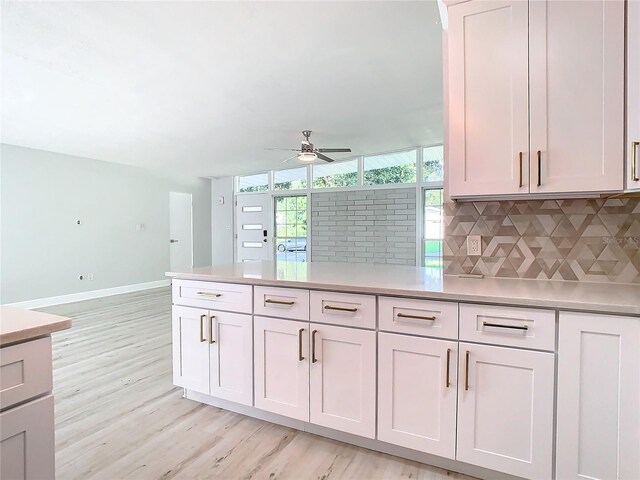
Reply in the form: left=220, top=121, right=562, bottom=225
left=209, top=316, right=216, bottom=344
left=445, top=348, right=452, bottom=388
left=518, top=152, right=523, bottom=188
left=197, top=292, right=222, bottom=298
left=265, top=299, right=295, bottom=306
left=397, top=312, right=436, bottom=321
left=464, top=351, right=470, bottom=391
left=311, top=330, right=318, bottom=363
left=298, top=329, right=305, bottom=361
left=632, top=141, right=640, bottom=182
left=537, top=150, right=542, bottom=186
left=482, top=321, right=528, bottom=331
left=199, top=315, right=206, bottom=342
left=324, top=305, right=358, bottom=313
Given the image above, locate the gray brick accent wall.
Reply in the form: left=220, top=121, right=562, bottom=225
left=311, top=187, right=417, bottom=265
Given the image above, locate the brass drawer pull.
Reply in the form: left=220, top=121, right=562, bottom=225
left=445, top=348, right=452, bottom=388
left=298, top=329, right=305, bottom=361
left=197, top=292, right=222, bottom=298
left=311, top=330, right=318, bottom=363
left=209, top=316, right=216, bottom=344
left=396, top=312, right=436, bottom=321
left=482, top=321, right=528, bottom=331
left=265, top=298, right=295, bottom=306
left=518, top=151, right=523, bottom=188
left=464, top=350, right=470, bottom=391
left=632, top=141, right=639, bottom=182
left=324, top=305, right=358, bottom=313
left=537, top=150, right=542, bottom=186
left=199, top=315, right=206, bottom=342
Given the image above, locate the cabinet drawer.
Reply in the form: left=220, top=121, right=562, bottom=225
left=0, top=337, right=53, bottom=410
left=460, top=304, right=556, bottom=351
left=254, top=286, right=309, bottom=320
left=379, top=297, right=458, bottom=339
left=310, top=291, right=376, bottom=329
left=172, top=279, right=252, bottom=314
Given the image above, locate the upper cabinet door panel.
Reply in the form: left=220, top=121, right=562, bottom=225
left=529, top=0, right=625, bottom=194
left=627, top=0, right=640, bottom=191
left=448, top=0, right=530, bottom=197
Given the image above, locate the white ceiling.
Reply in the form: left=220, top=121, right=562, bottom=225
left=1, top=1, right=444, bottom=178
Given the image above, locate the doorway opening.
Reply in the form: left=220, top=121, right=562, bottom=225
left=274, top=195, right=308, bottom=262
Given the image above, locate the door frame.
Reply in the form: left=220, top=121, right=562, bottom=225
left=169, top=191, right=194, bottom=270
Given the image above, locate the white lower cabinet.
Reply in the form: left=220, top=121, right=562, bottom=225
left=377, top=333, right=457, bottom=458
left=310, top=323, right=376, bottom=438
left=172, top=305, right=253, bottom=405
left=456, top=342, right=555, bottom=480
left=254, top=316, right=309, bottom=421
left=556, top=312, right=640, bottom=480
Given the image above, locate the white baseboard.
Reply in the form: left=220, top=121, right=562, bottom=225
left=3, top=279, right=171, bottom=310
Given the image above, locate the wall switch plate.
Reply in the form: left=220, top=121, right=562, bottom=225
left=467, top=235, right=482, bottom=256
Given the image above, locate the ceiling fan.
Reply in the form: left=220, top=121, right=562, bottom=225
left=265, top=130, right=352, bottom=163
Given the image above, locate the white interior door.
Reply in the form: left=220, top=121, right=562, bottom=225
left=169, top=192, right=193, bottom=271
left=235, top=194, right=272, bottom=262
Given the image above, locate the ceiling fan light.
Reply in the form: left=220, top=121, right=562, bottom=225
left=298, top=152, right=317, bottom=162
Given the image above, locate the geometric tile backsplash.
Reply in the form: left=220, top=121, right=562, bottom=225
left=444, top=197, right=640, bottom=284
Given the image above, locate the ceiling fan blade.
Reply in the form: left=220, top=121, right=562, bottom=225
left=265, top=148, right=301, bottom=152
left=316, top=152, right=335, bottom=163
left=282, top=155, right=298, bottom=163
left=316, top=148, right=352, bottom=153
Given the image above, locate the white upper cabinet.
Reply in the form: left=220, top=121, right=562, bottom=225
left=448, top=0, right=530, bottom=197
left=627, top=0, right=640, bottom=191
left=529, top=0, right=624, bottom=194
left=448, top=0, right=625, bottom=198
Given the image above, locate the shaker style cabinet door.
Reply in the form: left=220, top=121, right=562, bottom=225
left=309, top=323, right=376, bottom=438
left=254, top=316, right=309, bottom=421
left=627, top=0, right=640, bottom=191
left=556, top=312, right=640, bottom=480
left=209, top=311, right=253, bottom=406
left=529, top=0, right=624, bottom=193
left=448, top=0, right=530, bottom=197
left=456, top=342, right=554, bottom=479
left=172, top=305, right=209, bottom=394
left=377, top=333, right=457, bottom=459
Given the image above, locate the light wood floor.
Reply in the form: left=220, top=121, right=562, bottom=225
left=41, top=288, right=474, bottom=480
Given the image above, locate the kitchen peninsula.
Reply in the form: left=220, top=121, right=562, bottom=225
left=167, top=261, right=640, bottom=480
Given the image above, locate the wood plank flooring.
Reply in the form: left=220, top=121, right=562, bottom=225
left=41, top=288, right=474, bottom=480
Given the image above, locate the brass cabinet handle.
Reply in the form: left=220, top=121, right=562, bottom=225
left=464, top=350, right=470, bottom=391
left=197, top=292, right=222, bottom=298
left=445, top=348, right=452, bottom=388
left=632, top=141, right=640, bottom=182
left=311, top=330, right=318, bottom=363
left=396, top=312, right=436, bottom=321
left=265, top=298, right=295, bottom=306
left=518, top=151, right=523, bottom=188
left=298, top=328, right=305, bottom=361
left=209, top=316, right=216, bottom=344
left=324, top=305, right=358, bottom=313
left=537, top=150, right=542, bottom=186
left=482, top=321, right=528, bottom=331
left=199, top=315, right=206, bottom=342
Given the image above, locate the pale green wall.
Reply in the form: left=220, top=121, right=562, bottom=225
left=0, top=144, right=212, bottom=304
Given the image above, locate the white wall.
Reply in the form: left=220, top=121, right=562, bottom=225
left=210, top=177, right=234, bottom=264
left=0, top=144, right=212, bottom=304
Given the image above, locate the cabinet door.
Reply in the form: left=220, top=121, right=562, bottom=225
left=377, top=333, right=456, bottom=458
left=254, top=316, right=309, bottom=421
left=457, top=343, right=554, bottom=479
left=309, top=323, right=376, bottom=438
left=557, top=312, right=640, bottom=480
left=448, top=0, right=529, bottom=197
left=529, top=0, right=624, bottom=193
left=209, top=311, right=253, bottom=406
left=627, top=0, right=640, bottom=191
left=171, top=305, right=209, bottom=393
left=0, top=395, right=54, bottom=480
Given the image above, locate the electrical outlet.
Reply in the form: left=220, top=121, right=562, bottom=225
left=467, top=235, right=482, bottom=256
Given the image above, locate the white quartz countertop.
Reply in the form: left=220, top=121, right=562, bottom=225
left=0, top=307, right=72, bottom=346
left=166, top=262, right=640, bottom=316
